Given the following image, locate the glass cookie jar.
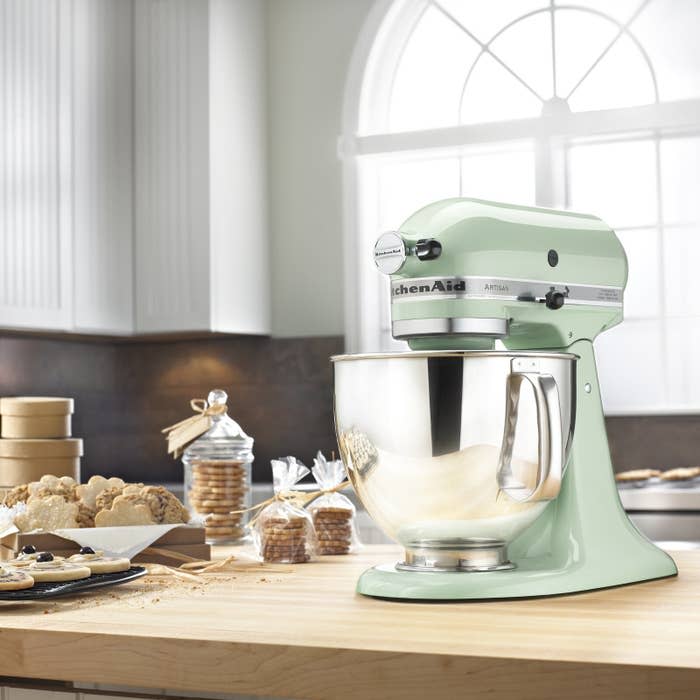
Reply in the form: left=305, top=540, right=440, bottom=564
left=182, top=389, right=253, bottom=544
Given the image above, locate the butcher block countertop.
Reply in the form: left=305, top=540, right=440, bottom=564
left=0, top=545, right=699, bottom=700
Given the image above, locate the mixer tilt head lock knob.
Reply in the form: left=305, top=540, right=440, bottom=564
left=415, top=238, right=442, bottom=261
left=545, top=289, right=566, bottom=310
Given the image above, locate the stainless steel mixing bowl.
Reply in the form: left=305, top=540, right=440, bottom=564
left=332, top=350, right=577, bottom=571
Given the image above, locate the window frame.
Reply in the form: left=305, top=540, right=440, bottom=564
left=340, top=0, right=700, bottom=413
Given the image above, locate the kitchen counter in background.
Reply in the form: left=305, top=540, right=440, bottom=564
left=0, top=545, right=698, bottom=700
left=620, top=484, right=700, bottom=549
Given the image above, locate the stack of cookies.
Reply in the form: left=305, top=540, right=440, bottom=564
left=311, top=506, right=353, bottom=555
left=259, top=514, right=311, bottom=563
left=186, top=460, right=249, bottom=543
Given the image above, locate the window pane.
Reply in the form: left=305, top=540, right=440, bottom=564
left=436, top=0, right=544, bottom=44
left=460, top=142, right=535, bottom=205
left=568, top=32, right=656, bottom=111
left=595, top=320, right=665, bottom=412
left=376, top=154, right=461, bottom=230
left=554, top=9, right=618, bottom=98
left=461, top=53, right=543, bottom=124
left=616, top=228, right=661, bottom=319
left=631, top=0, right=700, bottom=102
left=660, top=137, right=700, bottom=224
left=567, top=139, right=658, bottom=228
left=389, top=5, right=480, bottom=133
left=555, top=0, right=643, bottom=25
left=667, top=318, right=700, bottom=408
left=489, top=11, right=553, bottom=100
left=664, top=225, right=700, bottom=318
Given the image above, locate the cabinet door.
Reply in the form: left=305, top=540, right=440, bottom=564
left=0, top=0, right=73, bottom=331
left=72, top=0, right=134, bottom=334
left=133, top=0, right=211, bottom=333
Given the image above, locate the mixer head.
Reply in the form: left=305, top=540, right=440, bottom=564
left=373, top=198, right=628, bottom=351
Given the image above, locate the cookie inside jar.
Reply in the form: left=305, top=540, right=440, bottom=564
left=182, top=390, right=253, bottom=545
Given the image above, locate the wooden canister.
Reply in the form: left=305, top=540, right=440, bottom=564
left=0, top=397, right=74, bottom=438
left=0, top=438, right=82, bottom=486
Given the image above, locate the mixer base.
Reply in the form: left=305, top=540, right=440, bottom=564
left=356, top=560, right=677, bottom=601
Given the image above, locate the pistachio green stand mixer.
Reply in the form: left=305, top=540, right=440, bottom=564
left=332, top=197, right=677, bottom=600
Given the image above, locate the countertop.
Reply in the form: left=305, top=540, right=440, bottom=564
left=0, top=545, right=699, bottom=700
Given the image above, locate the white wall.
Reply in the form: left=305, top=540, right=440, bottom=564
left=266, top=0, right=375, bottom=337
left=210, top=0, right=270, bottom=334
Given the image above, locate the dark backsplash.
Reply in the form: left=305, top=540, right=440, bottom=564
left=0, top=333, right=343, bottom=483
left=0, top=332, right=698, bottom=483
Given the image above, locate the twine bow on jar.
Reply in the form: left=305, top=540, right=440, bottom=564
left=162, top=398, right=229, bottom=458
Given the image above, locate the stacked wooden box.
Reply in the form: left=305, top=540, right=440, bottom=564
left=0, top=397, right=82, bottom=494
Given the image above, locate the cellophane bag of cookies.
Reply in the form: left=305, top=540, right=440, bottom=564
left=308, top=451, right=359, bottom=555
left=253, top=457, right=316, bottom=564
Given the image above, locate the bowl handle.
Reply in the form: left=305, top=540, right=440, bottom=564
left=497, top=372, right=563, bottom=503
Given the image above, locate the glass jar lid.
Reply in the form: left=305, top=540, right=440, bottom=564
left=183, top=389, right=253, bottom=460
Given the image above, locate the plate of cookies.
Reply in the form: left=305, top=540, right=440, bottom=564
left=0, top=545, right=145, bottom=600
left=1, top=474, right=203, bottom=561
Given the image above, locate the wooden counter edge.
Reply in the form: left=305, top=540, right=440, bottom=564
left=1, top=628, right=699, bottom=700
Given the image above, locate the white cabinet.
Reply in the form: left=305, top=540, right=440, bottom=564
left=0, top=0, right=269, bottom=336
left=133, top=0, right=269, bottom=334
left=0, top=0, right=73, bottom=332
left=72, top=0, right=134, bottom=334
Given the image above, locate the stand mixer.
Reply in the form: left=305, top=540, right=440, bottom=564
left=332, top=197, right=677, bottom=600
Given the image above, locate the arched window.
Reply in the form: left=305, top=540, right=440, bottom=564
left=342, top=0, right=700, bottom=414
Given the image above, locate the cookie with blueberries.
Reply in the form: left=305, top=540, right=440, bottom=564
left=68, top=546, right=131, bottom=574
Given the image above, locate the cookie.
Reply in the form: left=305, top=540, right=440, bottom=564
left=28, top=475, right=78, bottom=501
left=3, top=484, right=29, bottom=507
left=318, top=540, right=350, bottom=548
left=313, top=507, right=353, bottom=516
left=188, top=487, right=248, bottom=501
left=196, top=505, right=239, bottom=514
left=659, top=467, right=700, bottom=481
left=263, top=516, right=307, bottom=526
left=95, top=496, right=155, bottom=526
left=14, top=494, right=80, bottom=532
left=204, top=513, right=243, bottom=527
left=0, top=565, right=35, bottom=590
left=76, top=476, right=125, bottom=509
left=205, top=525, right=245, bottom=536
left=313, top=515, right=353, bottom=524
left=26, top=559, right=91, bottom=582
left=192, top=462, right=245, bottom=473
left=192, top=483, right=244, bottom=493
left=262, top=532, right=307, bottom=543
left=315, top=524, right=352, bottom=533
left=192, top=474, right=246, bottom=483
left=190, top=499, right=242, bottom=509
left=206, top=511, right=243, bottom=521
left=313, top=511, right=353, bottom=520
left=77, top=501, right=96, bottom=528
left=95, top=485, right=125, bottom=511
left=139, top=485, right=189, bottom=524
left=68, top=547, right=130, bottom=574
left=615, top=469, right=661, bottom=482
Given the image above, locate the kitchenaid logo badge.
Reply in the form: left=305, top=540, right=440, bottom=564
left=392, top=279, right=467, bottom=297
left=391, top=278, right=510, bottom=298
left=374, top=246, right=404, bottom=259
